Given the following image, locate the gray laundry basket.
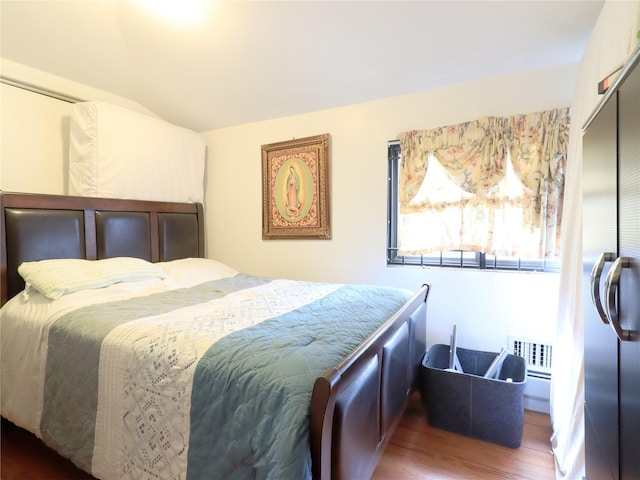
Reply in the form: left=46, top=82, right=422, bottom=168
left=420, top=343, right=527, bottom=448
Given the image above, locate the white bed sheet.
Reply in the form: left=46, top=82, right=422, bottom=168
left=0, top=258, right=238, bottom=435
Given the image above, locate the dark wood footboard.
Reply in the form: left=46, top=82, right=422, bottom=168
left=310, top=284, right=430, bottom=480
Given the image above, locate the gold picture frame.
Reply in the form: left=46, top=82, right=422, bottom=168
left=262, top=133, right=331, bottom=240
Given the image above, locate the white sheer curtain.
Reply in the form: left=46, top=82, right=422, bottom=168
left=550, top=3, right=640, bottom=479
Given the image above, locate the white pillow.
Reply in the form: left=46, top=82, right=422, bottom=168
left=157, top=258, right=238, bottom=287
left=18, top=257, right=166, bottom=300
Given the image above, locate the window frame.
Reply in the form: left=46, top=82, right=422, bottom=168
left=386, top=141, right=560, bottom=273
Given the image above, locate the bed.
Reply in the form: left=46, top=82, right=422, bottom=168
left=0, top=191, right=430, bottom=480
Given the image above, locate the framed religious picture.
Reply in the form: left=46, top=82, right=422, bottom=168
left=261, top=133, right=331, bottom=239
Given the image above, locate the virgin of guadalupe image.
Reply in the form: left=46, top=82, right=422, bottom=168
left=285, top=164, right=303, bottom=218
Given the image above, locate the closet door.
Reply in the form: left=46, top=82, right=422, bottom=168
left=617, top=60, right=640, bottom=480
left=583, top=90, right=618, bottom=480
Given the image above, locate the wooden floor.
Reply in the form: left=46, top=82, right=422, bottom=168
left=1, top=393, right=555, bottom=479
left=372, top=393, right=556, bottom=479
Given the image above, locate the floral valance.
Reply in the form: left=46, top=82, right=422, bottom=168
left=397, top=108, right=569, bottom=206
left=396, top=107, right=570, bottom=259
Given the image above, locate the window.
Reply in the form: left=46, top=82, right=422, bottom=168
left=387, top=141, right=561, bottom=272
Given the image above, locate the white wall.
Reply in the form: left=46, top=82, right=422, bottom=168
left=1, top=83, right=72, bottom=194
left=202, top=64, right=575, bottom=353
left=0, top=58, right=159, bottom=193
left=1, top=58, right=569, bottom=375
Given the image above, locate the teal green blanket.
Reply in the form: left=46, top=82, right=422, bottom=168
left=40, top=274, right=412, bottom=479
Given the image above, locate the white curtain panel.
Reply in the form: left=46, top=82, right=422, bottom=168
left=550, top=2, right=640, bottom=479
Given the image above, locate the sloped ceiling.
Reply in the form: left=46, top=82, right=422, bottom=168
left=1, top=0, right=604, bottom=132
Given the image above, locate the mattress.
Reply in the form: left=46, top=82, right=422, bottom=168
left=68, top=101, right=205, bottom=203
left=0, top=258, right=412, bottom=479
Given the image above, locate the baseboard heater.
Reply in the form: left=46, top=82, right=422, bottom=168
left=508, top=336, right=553, bottom=413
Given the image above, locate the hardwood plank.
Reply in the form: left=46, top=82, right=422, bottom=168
left=1, top=421, right=93, bottom=480
left=372, top=393, right=556, bottom=480
left=1, top=393, right=555, bottom=479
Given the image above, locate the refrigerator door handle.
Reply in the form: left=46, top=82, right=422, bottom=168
left=604, top=256, right=636, bottom=342
left=590, top=252, right=615, bottom=324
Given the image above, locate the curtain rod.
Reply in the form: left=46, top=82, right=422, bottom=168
left=0, top=75, right=85, bottom=104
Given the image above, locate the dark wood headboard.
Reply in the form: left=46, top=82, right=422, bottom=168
left=1, top=192, right=204, bottom=306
